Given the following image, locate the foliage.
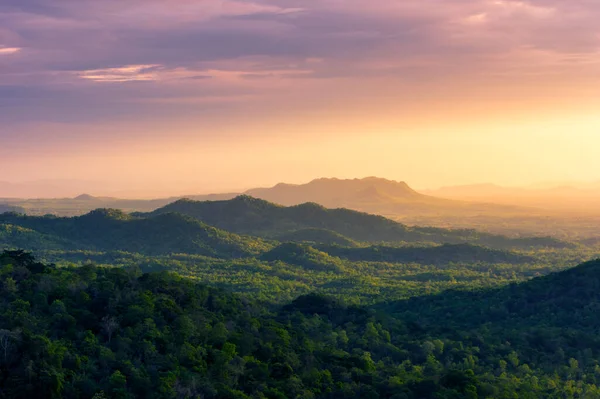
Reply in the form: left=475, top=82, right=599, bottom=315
left=0, top=211, right=272, bottom=258
left=275, top=229, right=359, bottom=247
left=2, top=251, right=600, bottom=398
left=315, top=243, right=532, bottom=265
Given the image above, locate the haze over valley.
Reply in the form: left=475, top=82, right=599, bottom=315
left=3, top=176, right=600, bottom=240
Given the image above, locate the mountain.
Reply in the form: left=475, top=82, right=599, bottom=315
left=73, top=193, right=99, bottom=201
left=6, top=177, right=599, bottom=238
left=144, top=196, right=571, bottom=250
left=1, top=177, right=516, bottom=218
left=0, top=210, right=270, bottom=258
left=246, top=177, right=431, bottom=207
left=243, top=177, right=536, bottom=218
left=424, top=183, right=600, bottom=214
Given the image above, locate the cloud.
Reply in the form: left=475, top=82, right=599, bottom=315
left=0, top=46, right=20, bottom=55
left=0, top=0, right=599, bottom=128
left=78, top=64, right=161, bottom=82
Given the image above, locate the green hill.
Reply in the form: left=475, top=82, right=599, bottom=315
left=0, top=210, right=270, bottom=258
left=383, top=258, right=600, bottom=369
left=144, top=196, right=571, bottom=250
left=260, top=242, right=345, bottom=272
left=317, top=243, right=532, bottom=265
left=0, top=223, right=78, bottom=251
left=276, top=228, right=358, bottom=247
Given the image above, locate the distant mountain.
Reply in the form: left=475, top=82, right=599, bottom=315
left=73, top=193, right=99, bottom=201
left=0, top=177, right=553, bottom=221
left=0, top=179, right=111, bottom=198
left=246, top=177, right=449, bottom=208
left=424, top=183, right=600, bottom=213
left=0, top=210, right=271, bottom=258
left=144, top=196, right=570, bottom=250
left=7, top=177, right=599, bottom=238
left=2, top=192, right=238, bottom=217
left=242, top=178, right=547, bottom=227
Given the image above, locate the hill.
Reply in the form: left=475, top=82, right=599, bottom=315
left=383, top=258, right=600, bottom=368
left=276, top=228, right=358, bottom=247
left=0, top=210, right=270, bottom=258
left=261, top=242, right=345, bottom=272
left=317, top=243, right=532, bottom=265
left=144, top=196, right=571, bottom=250
left=0, top=204, right=25, bottom=214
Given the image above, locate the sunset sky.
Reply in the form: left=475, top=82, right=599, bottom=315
left=2, top=0, right=600, bottom=196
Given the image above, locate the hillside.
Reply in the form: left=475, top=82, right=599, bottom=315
left=391, top=257, right=600, bottom=328
left=317, top=243, right=532, bottom=265
left=0, top=210, right=270, bottom=258
left=2, top=251, right=600, bottom=398
left=383, top=258, right=600, bottom=368
left=144, top=196, right=571, bottom=250
left=261, top=242, right=345, bottom=272
left=276, top=228, right=359, bottom=247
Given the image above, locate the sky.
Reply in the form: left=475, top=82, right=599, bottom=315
left=1, top=0, right=600, bottom=197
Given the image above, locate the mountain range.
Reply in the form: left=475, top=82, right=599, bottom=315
left=423, top=183, right=600, bottom=213
left=3, top=177, right=600, bottom=239
left=0, top=209, right=271, bottom=258
left=0, top=177, right=532, bottom=217
left=141, top=196, right=568, bottom=250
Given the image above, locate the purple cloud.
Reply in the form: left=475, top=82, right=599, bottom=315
left=0, top=0, right=598, bottom=128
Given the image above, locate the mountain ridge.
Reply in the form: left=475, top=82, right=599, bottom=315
left=0, top=210, right=271, bottom=257
left=143, top=196, right=571, bottom=250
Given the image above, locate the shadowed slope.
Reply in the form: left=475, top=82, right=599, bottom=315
left=145, top=196, right=571, bottom=250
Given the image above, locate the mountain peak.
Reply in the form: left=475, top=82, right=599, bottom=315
left=74, top=193, right=96, bottom=201
left=244, top=176, right=426, bottom=207
left=231, top=195, right=280, bottom=208
left=81, top=208, right=130, bottom=221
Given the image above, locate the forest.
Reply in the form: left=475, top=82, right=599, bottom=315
left=1, top=197, right=600, bottom=398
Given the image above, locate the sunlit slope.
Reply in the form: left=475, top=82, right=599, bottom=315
left=0, top=210, right=270, bottom=257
